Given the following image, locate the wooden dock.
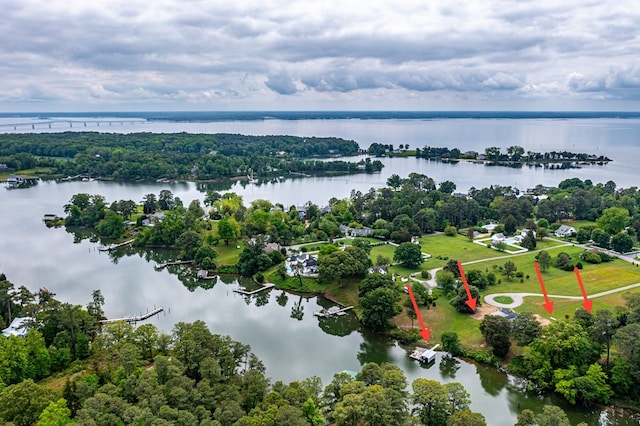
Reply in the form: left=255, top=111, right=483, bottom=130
left=154, top=260, right=193, bottom=270
left=233, top=283, right=275, bottom=295
left=313, top=305, right=353, bottom=318
left=410, top=344, right=440, bottom=363
left=99, top=307, right=164, bottom=324
left=99, top=239, right=135, bottom=252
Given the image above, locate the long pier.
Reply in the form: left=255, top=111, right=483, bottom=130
left=233, top=283, right=275, bottom=295
left=313, top=305, right=353, bottom=318
left=99, top=239, right=135, bottom=252
left=99, top=307, right=164, bottom=324
left=155, top=260, right=193, bottom=270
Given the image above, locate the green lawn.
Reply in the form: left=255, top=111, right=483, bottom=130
left=213, top=242, right=243, bottom=265
left=393, top=292, right=484, bottom=347
left=0, top=167, right=54, bottom=179
left=515, top=287, right=640, bottom=321
left=471, top=246, right=640, bottom=297
left=556, top=219, right=597, bottom=229
left=419, top=234, right=509, bottom=267
left=493, top=295, right=514, bottom=304
left=370, top=244, right=397, bottom=263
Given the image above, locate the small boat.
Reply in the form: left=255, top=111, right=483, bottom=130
left=247, top=169, right=257, bottom=183
left=409, top=344, right=440, bottom=363
left=313, top=306, right=352, bottom=318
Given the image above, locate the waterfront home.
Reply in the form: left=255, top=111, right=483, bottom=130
left=554, top=224, right=577, bottom=238
left=492, top=233, right=506, bottom=243
left=369, top=266, right=388, bottom=275
left=285, top=253, right=318, bottom=276
left=141, top=211, right=166, bottom=226
left=6, top=175, right=24, bottom=186
left=339, top=224, right=374, bottom=237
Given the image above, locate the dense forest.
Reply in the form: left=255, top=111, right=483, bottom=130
left=1, top=272, right=598, bottom=425
left=0, top=274, right=499, bottom=426
left=0, top=132, right=383, bottom=181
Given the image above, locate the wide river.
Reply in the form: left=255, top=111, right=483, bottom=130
left=2, top=115, right=639, bottom=424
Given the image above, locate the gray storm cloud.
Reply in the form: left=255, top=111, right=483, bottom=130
left=1, top=0, right=639, bottom=110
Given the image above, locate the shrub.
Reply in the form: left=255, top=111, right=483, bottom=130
left=255, top=272, right=265, bottom=283
left=582, top=252, right=602, bottom=264
left=444, top=225, right=457, bottom=236
left=554, top=252, right=574, bottom=271
left=598, top=251, right=615, bottom=262
left=575, top=262, right=583, bottom=269
left=421, top=270, right=431, bottom=279
left=389, top=328, right=421, bottom=345
left=515, top=271, right=524, bottom=278
left=300, top=246, right=308, bottom=252
left=217, top=264, right=238, bottom=274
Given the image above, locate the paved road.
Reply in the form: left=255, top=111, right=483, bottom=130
left=485, top=282, right=640, bottom=309
left=483, top=238, right=640, bottom=309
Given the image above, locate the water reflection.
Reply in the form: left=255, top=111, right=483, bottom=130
left=290, top=295, right=305, bottom=320
left=476, top=363, right=508, bottom=396
left=275, top=291, right=289, bottom=307
left=439, top=355, right=461, bottom=379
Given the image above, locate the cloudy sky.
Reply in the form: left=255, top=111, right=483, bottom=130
left=2, top=0, right=639, bottom=111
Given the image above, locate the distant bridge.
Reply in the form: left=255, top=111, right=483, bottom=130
left=0, top=119, right=146, bottom=131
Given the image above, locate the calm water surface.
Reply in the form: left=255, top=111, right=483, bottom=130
left=2, top=117, right=640, bottom=424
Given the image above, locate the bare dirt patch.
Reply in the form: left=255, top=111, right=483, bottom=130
left=470, top=303, right=498, bottom=321
left=533, top=314, right=551, bottom=326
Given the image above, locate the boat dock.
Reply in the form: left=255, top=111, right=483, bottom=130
left=99, top=239, right=135, bottom=252
left=154, top=260, right=193, bottom=270
left=233, top=283, right=275, bottom=295
left=410, top=344, right=440, bottom=363
left=99, top=307, right=164, bottom=324
left=313, top=305, right=354, bottom=318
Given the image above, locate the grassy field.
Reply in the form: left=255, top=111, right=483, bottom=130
left=370, top=244, right=397, bottom=263
left=213, top=242, right=243, bottom=265
left=419, top=234, right=509, bottom=267
left=0, top=167, right=54, bottom=180
left=558, top=219, right=598, bottom=229
left=470, top=246, right=640, bottom=297
left=514, top=287, right=640, bottom=320
left=392, top=291, right=484, bottom=347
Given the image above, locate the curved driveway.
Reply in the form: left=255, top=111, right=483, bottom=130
left=485, top=282, right=640, bottom=309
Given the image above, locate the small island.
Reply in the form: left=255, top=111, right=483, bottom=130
left=368, top=143, right=612, bottom=169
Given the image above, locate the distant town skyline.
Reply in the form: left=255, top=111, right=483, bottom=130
left=2, top=1, right=639, bottom=112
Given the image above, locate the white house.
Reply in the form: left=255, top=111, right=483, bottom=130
left=339, top=224, right=374, bottom=237
left=492, top=233, right=506, bottom=243
left=286, top=253, right=318, bottom=276
left=2, top=317, right=32, bottom=337
left=490, top=308, right=518, bottom=322
left=368, top=266, right=388, bottom=275
left=484, top=222, right=498, bottom=232
left=554, top=225, right=577, bottom=238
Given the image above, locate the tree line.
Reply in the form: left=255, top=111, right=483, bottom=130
left=0, top=132, right=383, bottom=181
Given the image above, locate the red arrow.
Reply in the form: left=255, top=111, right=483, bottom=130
left=457, top=261, right=477, bottom=312
left=574, top=267, right=593, bottom=313
left=406, top=284, right=431, bottom=341
left=534, top=262, right=554, bottom=315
